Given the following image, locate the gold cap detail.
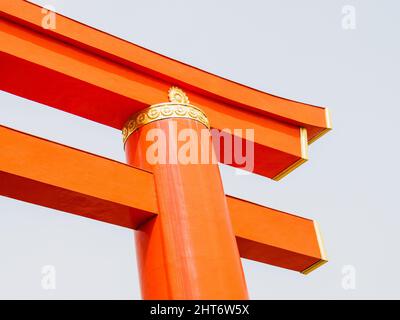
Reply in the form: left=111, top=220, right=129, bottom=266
left=168, top=86, right=190, bottom=104
left=122, top=87, right=209, bottom=145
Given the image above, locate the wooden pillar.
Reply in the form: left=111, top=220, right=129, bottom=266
left=124, top=87, right=248, bottom=299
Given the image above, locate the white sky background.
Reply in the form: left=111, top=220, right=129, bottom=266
left=1, top=0, right=399, bottom=299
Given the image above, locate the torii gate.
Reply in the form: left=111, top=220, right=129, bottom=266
left=0, top=1, right=331, bottom=299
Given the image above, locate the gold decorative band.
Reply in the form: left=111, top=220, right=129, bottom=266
left=301, top=259, right=328, bottom=275
left=122, top=102, right=210, bottom=144
left=301, top=221, right=328, bottom=275
left=122, top=87, right=209, bottom=144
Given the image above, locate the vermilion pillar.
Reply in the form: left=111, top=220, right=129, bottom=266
left=124, top=87, right=248, bottom=299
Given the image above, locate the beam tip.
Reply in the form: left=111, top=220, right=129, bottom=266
left=301, top=259, right=328, bottom=275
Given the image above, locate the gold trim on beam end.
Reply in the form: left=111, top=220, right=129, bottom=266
left=301, top=259, right=328, bottom=275
left=300, top=127, right=309, bottom=159
left=272, top=127, right=308, bottom=181
left=308, top=127, right=331, bottom=144
left=309, top=108, right=332, bottom=145
left=301, top=221, right=328, bottom=275
left=272, top=158, right=307, bottom=181
left=313, top=220, right=328, bottom=261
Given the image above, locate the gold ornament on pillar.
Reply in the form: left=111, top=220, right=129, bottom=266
left=168, top=86, right=190, bottom=104
left=122, top=87, right=210, bottom=145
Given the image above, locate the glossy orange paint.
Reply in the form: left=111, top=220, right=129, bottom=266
left=0, top=1, right=331, bottom=300
left=0, top=125, right=324, bottom=274
left=0, top=0, right=331, bottom=179
left=0, top=125, right=157, bottom=228
left=125, top=118, right=249, bottom=299
left=0, top=1, right=329, bottom=133
left=227, top=196, right=325, bottom=271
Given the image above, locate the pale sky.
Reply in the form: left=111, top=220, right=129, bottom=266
left=1, top=0, right=399, bottom=299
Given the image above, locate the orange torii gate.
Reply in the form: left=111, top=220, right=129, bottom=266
left=0, top=1, right=331, bottom=299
